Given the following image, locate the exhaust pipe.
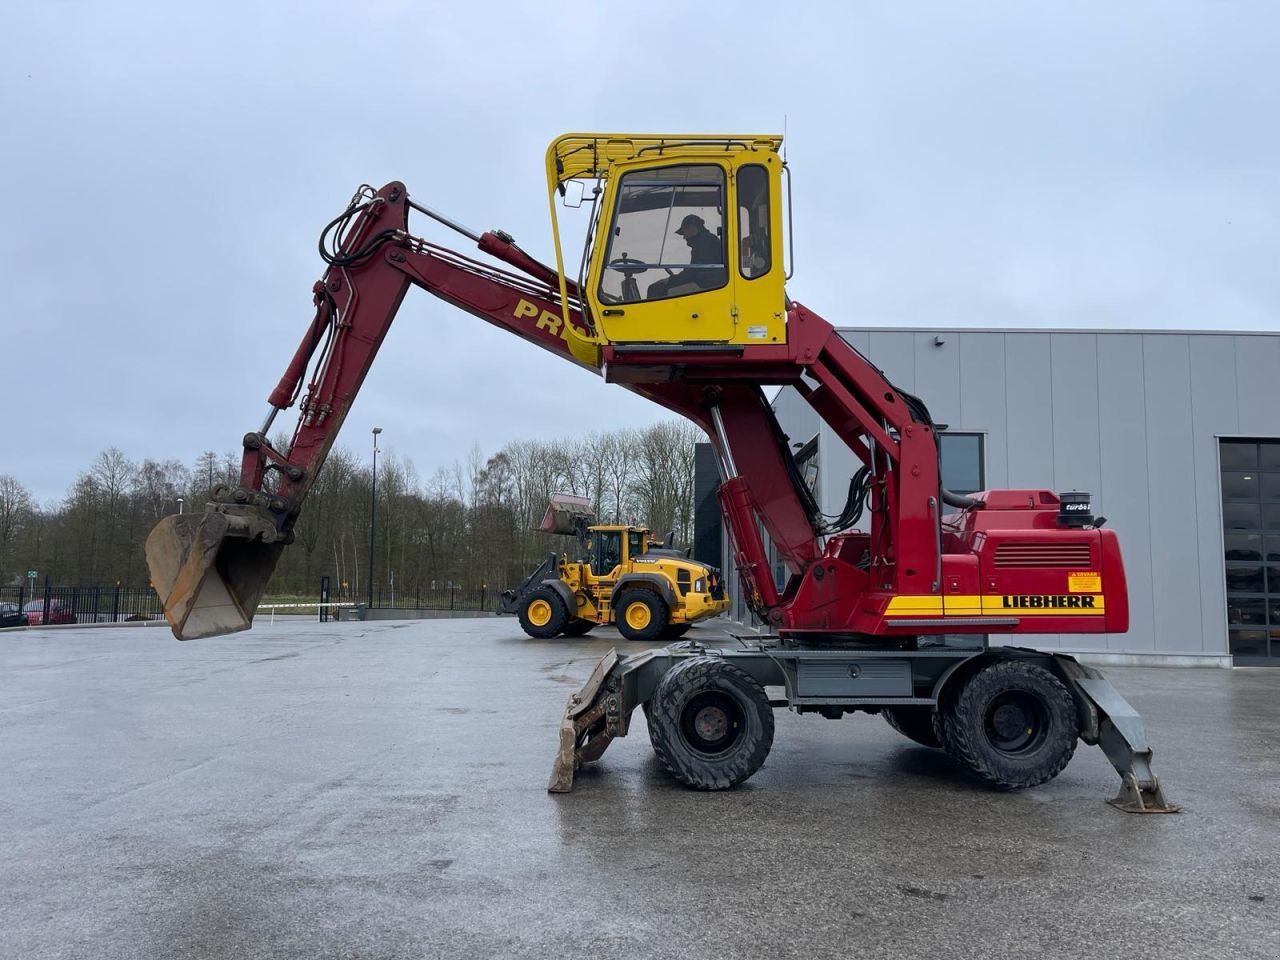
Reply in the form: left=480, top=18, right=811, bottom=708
left=145, top=505, right=285, bottom=640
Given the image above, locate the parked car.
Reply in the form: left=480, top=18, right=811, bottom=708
left=0, top=602, right=24, bottom=628
left=23, top=600, right=77, bottom=625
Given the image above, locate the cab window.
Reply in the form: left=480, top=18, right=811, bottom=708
left=599, top=164, right=727, bottom=305
left=628, top=531, right=644, bottom=559
left=593, top=531, right=622, bottom=574
left=738, top=164, right=772, bottom=279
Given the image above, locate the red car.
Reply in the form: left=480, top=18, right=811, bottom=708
left=23, top=600, right=77, bottom=625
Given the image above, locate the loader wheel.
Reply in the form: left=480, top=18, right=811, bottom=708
left=946, top=660, right=1079, bottom=790
left=616, top=590, right=667, bottom=643
left=518, top=587, right=568, bottom=639
left=647, top=656, right=774, bottom=790
left=882, top=706, right=943, bottom=748
left=561, top=619, right=595, bottom=637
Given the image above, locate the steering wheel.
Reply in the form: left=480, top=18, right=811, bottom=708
left=608, top=256, right=648, bottom=276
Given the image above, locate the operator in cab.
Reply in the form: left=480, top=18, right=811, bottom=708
left=646, top=214, right=725, bottom=299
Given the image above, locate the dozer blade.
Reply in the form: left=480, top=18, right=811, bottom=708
left=145, top=508, right=284, bottom=641
left=548, top=649, right=620, bottom=793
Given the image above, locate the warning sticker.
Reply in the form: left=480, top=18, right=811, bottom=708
left=1068, top=571, right=1102, bottom=593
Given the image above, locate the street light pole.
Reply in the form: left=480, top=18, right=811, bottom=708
left=368, top=427, right=382, bottom=609
left=176, top=497, right=184, bottom=515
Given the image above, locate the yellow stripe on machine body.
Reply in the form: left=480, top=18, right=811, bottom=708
left=884, top=595, right=1107, bottom=618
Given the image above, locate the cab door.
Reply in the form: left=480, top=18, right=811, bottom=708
left=589, top=161, right=737, bottom=343
left=587, top=529, right=625, bottom=614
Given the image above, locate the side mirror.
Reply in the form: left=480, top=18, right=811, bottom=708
left=561, top=179, right=585, bottom=208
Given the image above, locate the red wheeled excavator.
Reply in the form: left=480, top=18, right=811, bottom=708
left=145, top=133, right=1174, bottom=811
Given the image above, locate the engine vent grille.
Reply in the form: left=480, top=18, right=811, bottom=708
left=993, top=542, right=1093, bottom=568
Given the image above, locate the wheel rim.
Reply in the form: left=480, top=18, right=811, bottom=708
left=527, top=599, right=553, bottom=627
left=679, top=691, right=745, bottom=756
left=983, top=691, right=1051, bottom=756
left=625, top=602, right=651, bottom=631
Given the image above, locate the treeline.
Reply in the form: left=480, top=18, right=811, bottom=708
left=0, top=420, right=705, bottom=599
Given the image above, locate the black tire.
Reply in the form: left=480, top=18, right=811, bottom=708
left=883, top=706, right=943, bottom=748
left=660, top=623, right=692, bottom=641
left=517, top=586, right=568, bottom=639
left=561, top=618, right=595, bottom=637
left=647, top=656, right=775, bottom=790
left=615, top=589, right=668, bottom=643
left=932, top=681, right=962, bottom=758
left=946, top=659, right=1079, bottom=790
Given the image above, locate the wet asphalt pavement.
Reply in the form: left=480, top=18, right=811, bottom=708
left=2, top=618, right=1277, bottom=959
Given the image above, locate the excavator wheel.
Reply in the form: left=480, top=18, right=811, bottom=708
left=647, top=656, right=774, bottom=790
left=518, top=586, right=568, bottom=639
left=615, top=589, right=668, bottom=643
left=882, top=706, right=943, bottom=748
left=932, top=674, right=966, bottom=759
left=945, top=660, right=1079, bottom=790
left=561, top=619, right=596, bottom=637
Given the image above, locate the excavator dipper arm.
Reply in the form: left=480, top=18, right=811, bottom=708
left=146, top=182, right=603, bottom=639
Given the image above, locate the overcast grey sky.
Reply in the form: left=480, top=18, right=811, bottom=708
left=2, top=1, right=1276, bottom=504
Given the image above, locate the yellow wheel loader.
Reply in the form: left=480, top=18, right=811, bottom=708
left=498, top=494, right=727, bottom=641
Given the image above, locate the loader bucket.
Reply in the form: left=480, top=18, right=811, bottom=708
left=539, top=493, right=594, bottom=536
left=145, top=509, right=284, bottom=641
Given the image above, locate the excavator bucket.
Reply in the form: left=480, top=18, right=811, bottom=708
left=145, top=507, right=284, bottom=641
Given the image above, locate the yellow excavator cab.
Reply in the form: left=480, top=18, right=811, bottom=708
left=545, top=133, right=788, bottom=348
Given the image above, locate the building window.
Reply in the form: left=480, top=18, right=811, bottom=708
left=940, top=433, right=985, bottom=496
left=1220, top=439, right=1280, bottom=663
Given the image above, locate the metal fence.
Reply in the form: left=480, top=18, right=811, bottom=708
left=368, top=583, right=498, bottom=612
left=1, top=582, right=163, bottom=625
left=0, top=577, right=504, bottom=629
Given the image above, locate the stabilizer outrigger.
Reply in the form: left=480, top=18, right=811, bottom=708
left=549, top=639, right=1177, bottom=813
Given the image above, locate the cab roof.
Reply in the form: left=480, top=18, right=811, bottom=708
left=547, top=133, right=783, bottom=183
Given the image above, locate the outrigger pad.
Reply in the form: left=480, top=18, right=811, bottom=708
left=1108, top=773, right=1179, bottom=814
left=145, top=509, right=283, bottom=641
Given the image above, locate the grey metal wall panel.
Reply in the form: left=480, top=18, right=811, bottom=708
left=868, top=331, right=915, bottom=393
left=1096, top=335, right=1156, bottom=651
left=957, top=333, right=1008, bottom=487
left=914, top=332, right=961, bottom=422
left=1141, top=335, right=1202, bottom=652
left=1050, top=334, right=1102, bottom=497
left=1233, top=335, right=1280, bottom=435
left=818, top=420, right=861, bottom=516
left=1190, top=337, right=1239, bottom=654
left=1047, top=334, right=1103, bottom=652
left=842, top=330, right=871, bottom=357
left=1004, top=335, right=1055, bottom=488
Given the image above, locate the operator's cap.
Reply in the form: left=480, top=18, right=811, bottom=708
left=675, top=214, right=704, bottom=235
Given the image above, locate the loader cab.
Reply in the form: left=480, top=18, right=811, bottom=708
left=586, top=524, right=648, bottom=579
left=545, top=134, right=788, bottom=347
